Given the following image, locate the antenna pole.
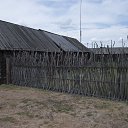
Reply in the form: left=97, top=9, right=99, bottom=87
left=80, top=0, right=82, bottom=43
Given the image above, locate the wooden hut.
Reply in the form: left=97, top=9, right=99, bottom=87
left=0, top=20, right=91, bottom=84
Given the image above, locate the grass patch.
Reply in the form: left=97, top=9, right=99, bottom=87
left=0, top=116, right=17, bottom=123
left=0, top=84, right=17, bottom=90
left=48, top=99, right=74, bottom=113
left=94, top=101, right=111, bottom=109
left=21, top=98, right=48, bottom=109
left=0, top=103, right=6, bottom=110
left=21, top=98, right=33, bottom=104
left=0, top=84, right=28, bottom=91
left=86, top=111, right=97, bottom=117
left=17, top=111, right=34, bottom=118
left=0, top=84, right=32, bottom=91
left=86, top=112, right=93, bottom=117
left=55, top=103, right=73, bottom=113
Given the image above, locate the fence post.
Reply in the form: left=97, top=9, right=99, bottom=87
left=6, top=57, right=11, bottom=84
left=0, top=54, right=6, bottom=84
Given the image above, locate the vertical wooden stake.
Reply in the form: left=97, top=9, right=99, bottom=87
left=6, top=57, right=11, bottom=84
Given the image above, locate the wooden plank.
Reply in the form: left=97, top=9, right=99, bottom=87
left=6, top=57, right=11, bottom=84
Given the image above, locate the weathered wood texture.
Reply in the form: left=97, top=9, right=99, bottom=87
left=6, top=57, right=12, bottom=84
left=10, top=51, right=128, bottom=101
left=0, top=52, right=6, bottom=84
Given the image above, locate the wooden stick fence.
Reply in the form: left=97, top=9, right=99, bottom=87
left=10, top=51, right=128, bottom=101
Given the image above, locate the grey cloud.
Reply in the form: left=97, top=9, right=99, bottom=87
left=0, top=0, right=128, bottom=47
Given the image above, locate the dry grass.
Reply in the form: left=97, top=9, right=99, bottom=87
left=0, top=84, right=128, bottom=128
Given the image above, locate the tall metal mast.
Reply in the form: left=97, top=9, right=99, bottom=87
left=80, top=0, right=82, bottom=43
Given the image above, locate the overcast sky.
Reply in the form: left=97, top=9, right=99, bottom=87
left=0, top=0, right=128, bottom=47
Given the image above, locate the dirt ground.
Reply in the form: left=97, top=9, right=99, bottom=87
left=0, top=85, right=128, bottom=128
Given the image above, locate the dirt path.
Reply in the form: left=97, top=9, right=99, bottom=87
left=0, top=85, right=128, bottom=128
